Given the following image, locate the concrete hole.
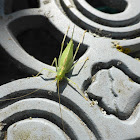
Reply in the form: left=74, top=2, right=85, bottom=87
left=0, top=47, right=30, bottom=86
left=129, top=50, right=140, bottom=60
left=17, top=28, right=61, bottom=65
left=112, top=42, right=140, bottom=60
left=8, top=15, right=88, bottom=66
left=4, top=0, right=40, bottom=14
left=86, top=0, right=127, bottom=14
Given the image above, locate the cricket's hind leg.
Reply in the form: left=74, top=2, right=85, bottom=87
left=73, top=30, right=87, bottom=61
left=56, top=81, right=65, bottom=133
left=68, top=57, right=89, bottom=72
left=65, top=77, right=88, bottom=101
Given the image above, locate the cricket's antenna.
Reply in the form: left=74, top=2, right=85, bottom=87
left=0, top=80, right=56, bottom=102
left=71, top=25, right=75, bottom=40
left=59, top=26, right=70, bottom=60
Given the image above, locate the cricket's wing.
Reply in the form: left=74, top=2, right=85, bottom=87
left=59, top=39, right=74, bottom=72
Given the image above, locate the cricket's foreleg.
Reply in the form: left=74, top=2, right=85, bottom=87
left=65, top=77, right=88, bottom=101
left=32, top=68, right=56, bottom=77
left=51, top=57, right=58, bottom=71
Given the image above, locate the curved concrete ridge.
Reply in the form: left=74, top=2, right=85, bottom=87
left=0, top=76, right=140, bottom=139
left=62, top=0, right=140, bottom=32
left=7, top=118, right=67, bottom=140
left=0, top=77, right=56, bottom=99
left=0, top=98, right=95, bottom=140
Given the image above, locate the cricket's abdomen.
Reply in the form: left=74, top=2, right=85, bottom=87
left=57, top=57, right=72, bottom=81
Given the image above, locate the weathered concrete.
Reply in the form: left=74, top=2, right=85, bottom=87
left=0, top=0, right=140, bottom=139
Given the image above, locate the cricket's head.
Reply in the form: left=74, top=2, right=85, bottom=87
left=55, top=67, right=66, bottom=81
left=55, top=73, right=64, bottom=82
left=55, top=75, right=62, bottom=81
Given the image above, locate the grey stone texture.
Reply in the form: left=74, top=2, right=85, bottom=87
left=0, top=0, right=140, bottom=139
